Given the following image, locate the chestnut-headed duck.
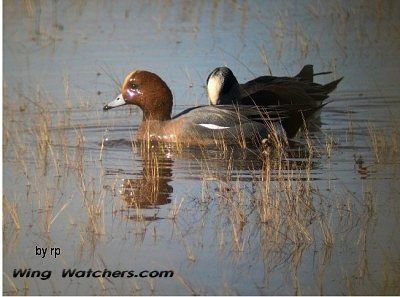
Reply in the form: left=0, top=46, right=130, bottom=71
left=206, top=65, right=343, bottom=137
left=103, top=70, right=295, bottom=146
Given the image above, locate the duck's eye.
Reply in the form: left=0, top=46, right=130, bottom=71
left=129, top=83, right=137, bottom=90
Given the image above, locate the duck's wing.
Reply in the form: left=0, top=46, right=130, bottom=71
left=244, top=65, right=315, bottom=85
left=240, top=76, right=343, bottom=107
left=240, top=79, right=317, bottom=106
left=172, top=105, right=205, bottom=119
left=173, top=104, right=319, bottom=141
left=173, top=105, right=285, bottom=126
left=172, top=105, right=284, bottom=145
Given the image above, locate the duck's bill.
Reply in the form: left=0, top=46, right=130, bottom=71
left=103, top=94, right=126, bottom=111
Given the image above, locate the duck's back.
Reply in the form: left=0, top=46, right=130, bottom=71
left=171, top=105, right=284, bottom=145
left=240, top=74, right=342, bottom=107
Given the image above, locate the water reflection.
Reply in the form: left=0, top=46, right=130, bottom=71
left=120, top=156, right=173, bottom=210
left=103, top=137, right=320, bottom=181
left=102, top=143, right=174, bottom=221
left=101, top=138, right=323, bottom=234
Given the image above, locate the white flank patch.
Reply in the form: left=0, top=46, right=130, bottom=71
left=198, top=123, right=229, bottom=130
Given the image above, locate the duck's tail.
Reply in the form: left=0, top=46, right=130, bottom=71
left=295, top=65, right=314, bottom=82
left=321, top=77, right=343, bottom=94
left=296, top=65, right=341, bottom=84
left=307, top=76, right=343, bottom=104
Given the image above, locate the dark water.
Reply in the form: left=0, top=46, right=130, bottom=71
left=3, top=0, right=400, bottom=295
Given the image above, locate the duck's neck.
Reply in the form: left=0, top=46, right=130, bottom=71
left=142, top=110, right=171, bottom=122
left=218, top=83, right=241, bottom=105
left=140, top=91, right=173, bottom=122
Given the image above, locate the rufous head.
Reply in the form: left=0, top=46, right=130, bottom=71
left=104, top=70, right=173, bottom=121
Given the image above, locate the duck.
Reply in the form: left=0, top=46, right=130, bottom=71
left=207, top=65, right=342, bottom=106
left=103, top=70, right=300, bottom=146
left=206, top=65, right=342, bottom=137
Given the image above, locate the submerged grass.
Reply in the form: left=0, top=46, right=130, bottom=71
left=368, top=124, right=400, bottom=164
left=3, top=195, right=21, bottom=230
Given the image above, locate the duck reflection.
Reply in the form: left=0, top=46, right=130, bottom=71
left=104, top=137, right=321, bottom=222
left=119, top=148, right=173, bottom=220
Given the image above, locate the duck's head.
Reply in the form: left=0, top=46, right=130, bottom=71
left=104, top=70, right=173, bottom=121
left=206, top=67, right=240, bottom=105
